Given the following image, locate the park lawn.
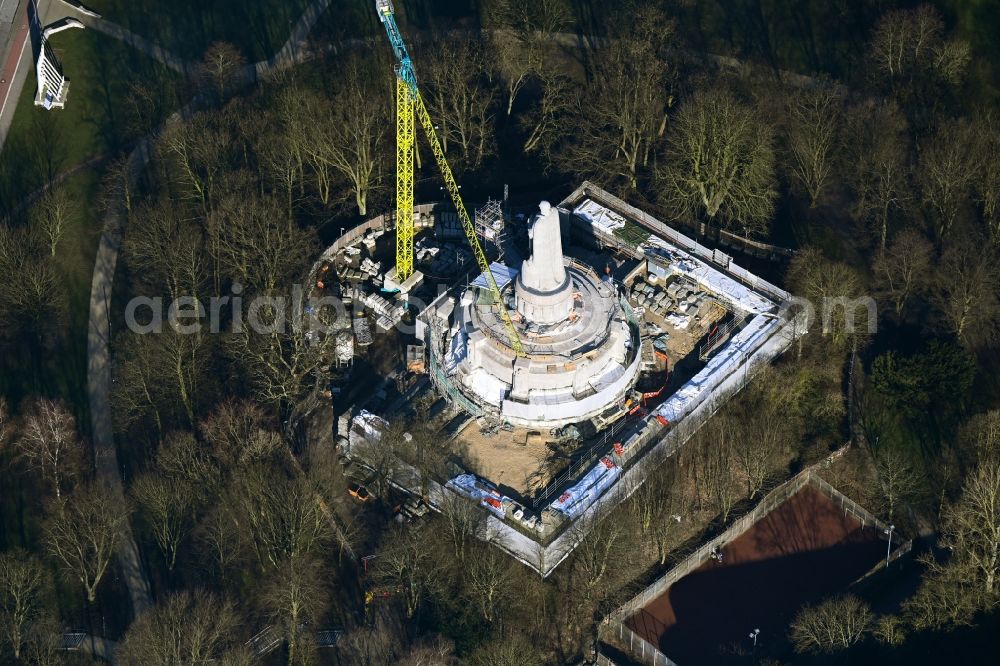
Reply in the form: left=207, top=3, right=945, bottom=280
left=86, top=0, right=314, bottom=62
left=0, top=169, right=101, bottom=423
left=0, top=27, right=178, bottom=420
left=0, top=27, right=181, bottom=210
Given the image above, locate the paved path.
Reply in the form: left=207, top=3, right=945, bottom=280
left=66, top=7, right=190, bottom=75
left=86, top=134, right=155, bottom=617
left=81, top=0, right=335, bottom=623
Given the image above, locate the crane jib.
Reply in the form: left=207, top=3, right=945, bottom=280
left=372, top=0, right=525, bottom=356
left=375, top=1, right=417, bottom=93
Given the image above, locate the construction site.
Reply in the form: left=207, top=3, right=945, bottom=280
left=317, top=0, right=807, bottom=575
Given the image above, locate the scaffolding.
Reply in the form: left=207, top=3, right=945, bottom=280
left=429, top=349, right=484, bottom=418
left=474, top=199, right=506, bottom=259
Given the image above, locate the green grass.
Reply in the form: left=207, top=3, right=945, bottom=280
left=0, top=28, right=181, bottom=212
left=86, top=0, right=314, bottom=62
left=0, top=29, right=178, bottom=420
left=614, top=219, right=652, bottom=248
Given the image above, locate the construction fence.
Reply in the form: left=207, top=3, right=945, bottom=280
left=604, top=622, right=679, bottom=666
left=559, top=183, right=792, bottom=305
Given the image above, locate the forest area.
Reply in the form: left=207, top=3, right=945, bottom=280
left=1, top=0, right=1000, bottom=664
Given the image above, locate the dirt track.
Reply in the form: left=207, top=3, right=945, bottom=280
left=627, top=485, right=889, bottom=663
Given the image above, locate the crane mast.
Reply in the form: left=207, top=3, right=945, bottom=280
left=374, top=0, right=524, bottom=356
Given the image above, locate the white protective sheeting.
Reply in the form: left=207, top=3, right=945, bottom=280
left=447, top=473, right=508, bottom=518
left=655, top=315, right=777, bottom=423
left=502, top=347, right=642, bottom=423
left=444, top=327, right=469, bottom=372
left=589, top=360, right=627, bottom=393
left=352, top=410, right=388, bottom=441
left=551, top=456, right=621, bottom=517
left=574, top=199, right=628, bottom=235
left=644, top=241, right=776, bottom=315
left=464, top=368, right=510, bottom=406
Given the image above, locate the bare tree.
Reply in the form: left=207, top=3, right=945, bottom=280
left=209, top=193, right=315, bottom=295
left=783, top=85, right=843, bottom=207
left=98, top=154, right=135, bottom=216
left=0, top=398, right=11, bottom=451
left=117, top=590, right=243, bottom=665
left=468, top=632, right=544, bottom=666
left=960, top=410, right=1000, bottom=463
left=0, top=227, right=67, bottom=341
left=464, top=544, right=516, bottom=623
left=421, top=38, right=496, bottom=172
left=918, top=118, right=988, bottom=240
left=696, top=417, right=741, bottom=521
left=20, top=616, right=63, bottom=666
left=789, top=594, right=873, bottom=654
left=16, top=398, right=85, bottom=500
left=29, top=188, right=72, bottom=257
left=44, top=482, right=128, bottom=603
left=337, top=612, right=407, bottom=666
left=872, top=229, right=933, bottom=320
left=658, top=88, right=777, bottom=237
left=398, top=635, right=458, bottom=666
left=228, top=318, right=334, bottom=442
left=570, top=513, right=627, bottom=601
left=483, top=0, right=568, bottom=115
left=112, top=327, right=214, bottom=434
left=903, top=552, right=986, bottom=630
left=519, top=70, right=573, bottom=159
left=155, top=430, right=220, bottom=496
left=733, top=388, right=789, bottom=499
left=131, top=473, right=198, bottom=571
left=200, top=42, right=247, bottom=101
left=304, top=59, right=389, bottom=214
left=560, top=8, right=675, bottom=193
left=978, top=122, right=1000, bottom=243
left=374, top=525, right=448, bottom=618
left=939, top=456, right=1000, bottom=595
left=228, top=465, right=331, bottom=570
left=844, top=100, right=910, bottom=254
left=199, top=399, right=278, bottom=469
left=872, top=614, right=907, bottom=647
left=932, top=236, right=1000, bottom=347
left=350, top=423, right=409, bottom=504
left=260, top=555, right=329, bottom=666
left=437, top=492, right=484, bottom=563
left=873, top=444, right=921, bottom=521
left=629, top=462, right=686, bottom=564
left=124, top=198, right=207, bottom=303
left=0, top=551, right=47, bottom=661
left=160, top=114, right=232, bottom=213
left=194, top=504, right=243, bottom=579
left=787, top=247, right=871, bottom=349
left=869, top=4, right=970, bottom=113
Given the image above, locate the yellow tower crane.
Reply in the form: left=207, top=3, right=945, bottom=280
left=375, top=0, right=524, bottom=356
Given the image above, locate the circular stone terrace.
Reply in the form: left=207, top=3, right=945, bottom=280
left=452, top=258, right=642, bottom=427
left=474, top=259, right=618, bottom=357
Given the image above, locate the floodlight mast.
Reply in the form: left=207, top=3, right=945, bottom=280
left=373, top=0, right=524, bottom=356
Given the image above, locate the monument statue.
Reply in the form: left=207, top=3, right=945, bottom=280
left=520, top=201, right=567, bottom=293
left=515, top=201, right=574, bottom=325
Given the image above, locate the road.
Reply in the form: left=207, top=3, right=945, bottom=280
left=0, top=0, right=41, bottom=148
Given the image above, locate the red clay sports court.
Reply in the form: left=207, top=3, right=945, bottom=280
left=627, top=484, right=891, bottom=663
